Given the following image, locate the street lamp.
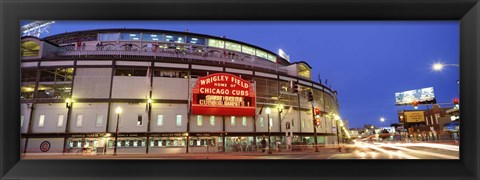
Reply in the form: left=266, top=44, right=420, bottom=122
left=113, top=106, right=122, bottom=156
left=266, top=107, right=272, bottom=154
left=432, top=63, right=459, bottom=71
left=380, top=117, right=385, bottom=122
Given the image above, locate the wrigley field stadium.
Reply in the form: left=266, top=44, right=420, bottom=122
left=20, top=28, right=344, bottom=156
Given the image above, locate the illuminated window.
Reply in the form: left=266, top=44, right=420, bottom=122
left=225, top=41, right=241, bottom=52
left=197, top=115, right=203, bottom=126
left=165, top=34, right=185, bottom=43
left=267, top=53, right=277, bottom=62
left=242, top=116, right=247, bottom=126
left=187, top=37, right=206, bottom=45
left=38, top=115, right=45, bottom=128
left=176, top=115, right=182, bottom=126
left=269, top=117, right=273, bottom=128
left=256, top=50, right=268, bottom=59
left=120, top=33, right=141, bottom=40
left=137, top=115, right=143, bottom=126
left=98, top=33, right=120, bottom=41
left=96, top=114, right=103, bottom=127
left=157, top=115, right=164, bottom=126
left=298, top=64, right=311, bottom=79
left=208, top=39, right=224, bottom=48
left=142, top=33, right=164, bottom=41
left=21, top=41, right=40, bottom=57
left=259, top=117, right=264, bottom=127
left=241, top=46, right=255, bottom=55
left=57, top=114, right=64, bottom=127
left=231, top=116, right=236, bottom=126
left=210, top=116, right=215, bottom=126
left=76, top=114, right=83, bottom=127
left=301, top=119, right=305, bottom=128
left=435, top=113, right=440, bottom=124
left=20, top=115, right=24, bottom=128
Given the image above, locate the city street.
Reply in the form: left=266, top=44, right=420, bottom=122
left=22, top=142, right=459, bottom=160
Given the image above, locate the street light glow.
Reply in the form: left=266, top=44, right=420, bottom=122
left=432, top=63, right=444, bottom=71
left=380, top=117, right=385, bottom=122
left=266, top=107, right=271, bottom=115
left=115, top=107, right=122, bottom=114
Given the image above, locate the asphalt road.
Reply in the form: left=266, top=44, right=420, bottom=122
left=22, top=142, right=459, bottom=160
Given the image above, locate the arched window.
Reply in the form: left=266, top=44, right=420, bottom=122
left=21, top=40, right=40, bottom=57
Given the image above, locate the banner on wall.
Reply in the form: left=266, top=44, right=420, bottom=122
left=191, top=73, right=256, bottom=116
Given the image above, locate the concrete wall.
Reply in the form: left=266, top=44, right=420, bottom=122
left=20, top=103, right=31, bottom=133
left=72, top=68, right=112, bottom=99
left=148, top=147, right=186, bottom=154
left=26, top=138, right=64, bottom=154
left=109, top=103, right=148, bottom=133
left=189, top=115, right=223, bottom=132
left=150, top=103, right=188, bottom=132
left=69, top=103, right=108, bottom=133
left=152, top=77, right=189, bottom=100
left=112, top=76, right=150, bottom=99
left=31, top=103, right=68, bottom=133
left=225, top=116, right=254, bottom=132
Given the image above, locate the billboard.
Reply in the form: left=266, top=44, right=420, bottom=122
left=191, top=73, right=256, bottom=116
left=395, top=87, right=436, bottom=106
left=405, top=111, right=425, bottom=123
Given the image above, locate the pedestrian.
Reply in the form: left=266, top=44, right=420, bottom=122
left=261, top=136, right=267, bottom=153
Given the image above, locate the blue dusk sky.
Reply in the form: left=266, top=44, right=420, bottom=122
left=22, top=20, right=459, bottom=128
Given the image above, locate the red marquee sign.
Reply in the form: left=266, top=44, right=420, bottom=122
left=191, top=73, right=256, bottom=116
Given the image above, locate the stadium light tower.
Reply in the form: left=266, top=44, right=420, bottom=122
left=21, top=21, right=55, bottom=38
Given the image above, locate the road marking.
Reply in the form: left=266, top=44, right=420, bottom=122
left=327, top=155, right=337, bottom=159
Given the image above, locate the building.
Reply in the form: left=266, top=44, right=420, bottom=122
left=397, top=104, right=453, bottom=141
left=20, top=29, right=340, bottom=155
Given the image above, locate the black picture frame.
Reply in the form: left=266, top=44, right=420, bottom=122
left=1, top=0, right=479, bottom=179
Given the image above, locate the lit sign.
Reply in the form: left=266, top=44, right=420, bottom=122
left=192, top=73, right=256, bottom=116
left=395, top=87, right=436, bottom=106
left=404, top=111, right=425, bottom=123
left=278, top=49, right=290, bottom=62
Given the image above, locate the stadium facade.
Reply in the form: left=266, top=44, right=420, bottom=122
left=20, top=29, right=343, bottom=155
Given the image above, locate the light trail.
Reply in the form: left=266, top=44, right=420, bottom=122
left=377, top=143, right=458, bottom=159
left=354, top=142, right=419, bottom=159
left=381, top=142, right=459, bottom=152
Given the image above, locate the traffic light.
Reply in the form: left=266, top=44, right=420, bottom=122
left=314, top=108, right=321, bottom=116
left=412, top=101, right=419, bottom=109
left=453, top=98, right=459, bottom=109
left=314, top=117, right=321, bottom=126
left=290, top=81, right=299, bottom=94
left=307, top=91, right=314, bottom=102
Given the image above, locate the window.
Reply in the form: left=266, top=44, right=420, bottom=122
left=21, top=41, right=40, bottom=57
left=208, top=39, right=224, bottom=48
left=267, top=53, right=277, bottom=62
left=115, top=68, right=147, bottom=76
left=269, top=117, right=273, bottom=128
left=165, top=34, right=185, bottom=43
left=157, top=115, right=164, bottom=126
left=241, top=45, right=255, bottom=55
left=435, top=113, right=440, bottom=124
left=98, top=33, right=120, bottom=41
left=231, top=116, right=236, bottom=126
left=301, top=119, right=305, bottom=128
left=20, top=115, right=24, bottom=128
left=137, top=115, right=143, bottom=126
left=225, top=41, right=241, bottom=52
left=120, top=33, right=141, bottom=40
left=38, top=115, right=45, bottom=127
left=242, top=116, right=247, bottom=126
left=426, top=117, right=429, bottom=125
left=256, top=49, right=268, bottom=59
left=187, top=37, right=206, bottom=45
left=142, top=33, right=164, bottom=41
left=96, top=114, right=103, bottom=127
left=210, top=116, right=215, bottom=126
left=176, top=115, right=182, bottom=126
left=259, top=117, right=264, bottom=127
left=197, top=115, right=203, bottom=126
left=76, top=114, right=83, bottom=127
left=57, top=114, right=64, bottom=127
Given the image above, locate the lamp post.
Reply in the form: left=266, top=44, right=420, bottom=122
left=266, top=107, right=272, bottom=154
left=113, top=106, right=122, bottom=156
left=334, top=114, right=341, bottom=147
left=311, top=104, right=319, bottom=152
left=63, top=98, right=73, bottom=153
